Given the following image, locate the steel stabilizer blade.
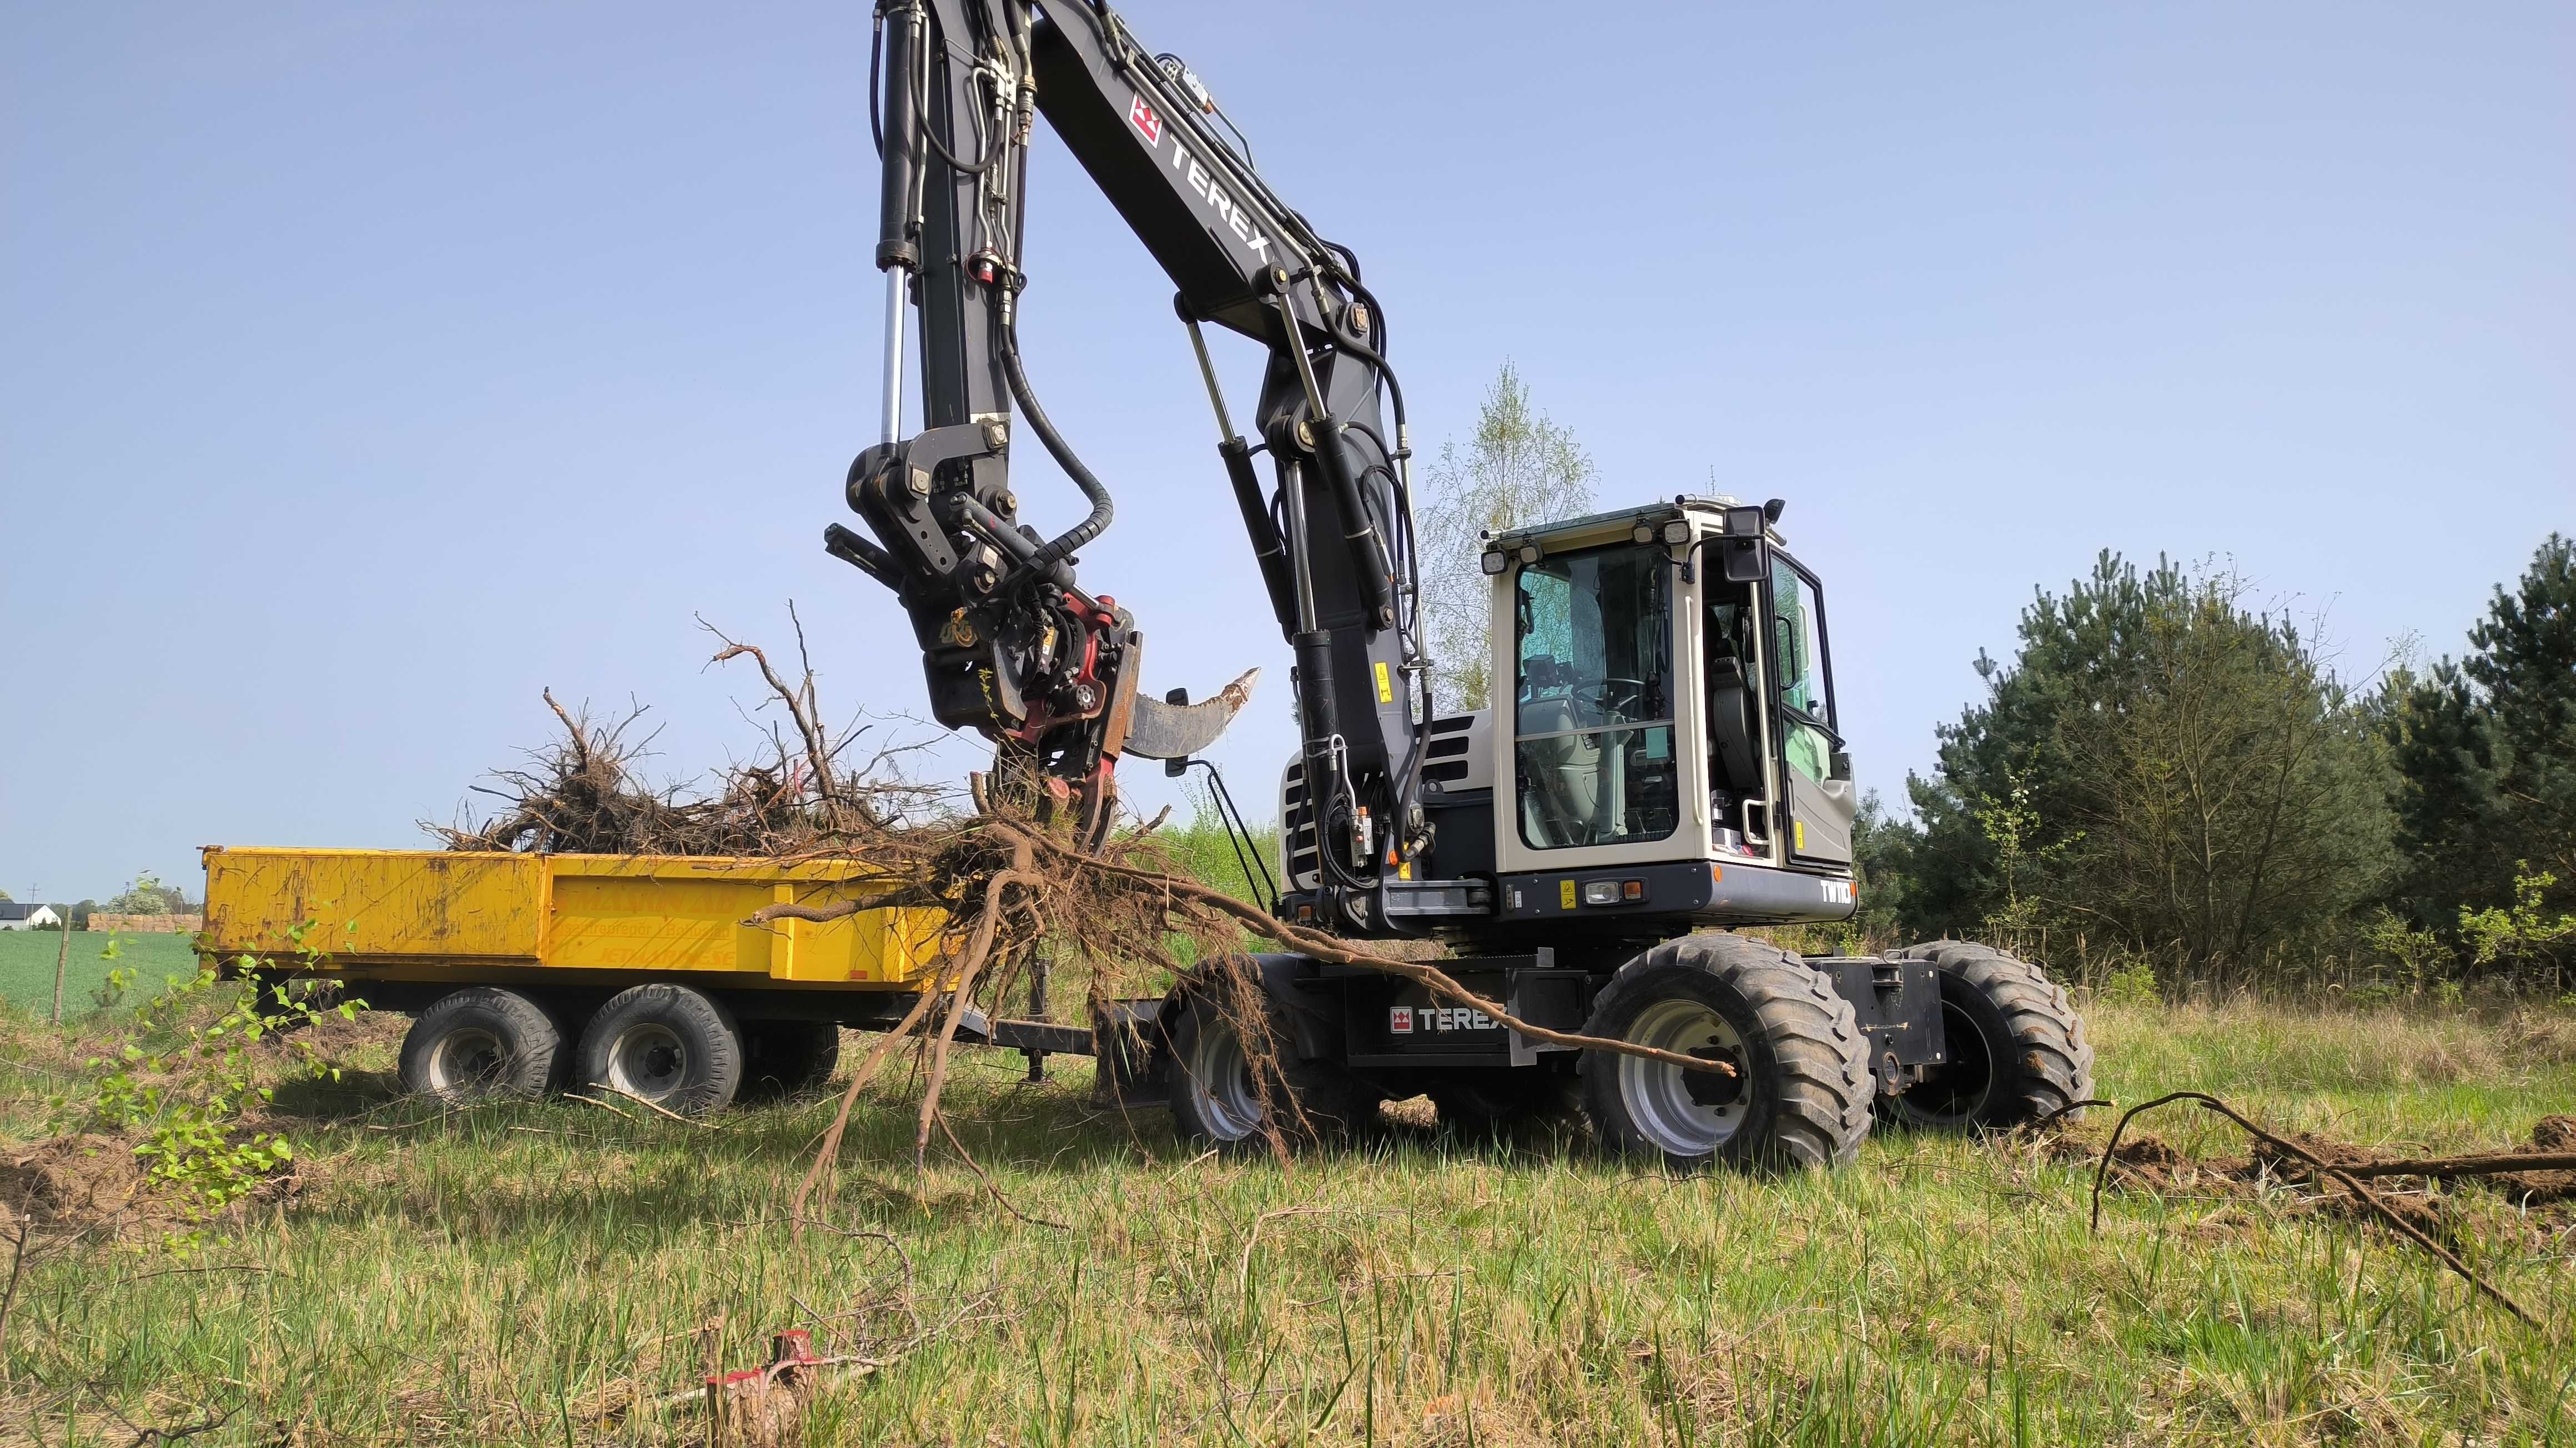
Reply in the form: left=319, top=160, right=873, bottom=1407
left=1120, top=668, right=1260, bottom=760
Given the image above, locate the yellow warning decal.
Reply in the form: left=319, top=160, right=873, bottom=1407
left=1794, top=819, right=1805, bottom=851
left=1373, top=660, right=1394, bottom=704
left=1558, top=879, right=1577, bottom=909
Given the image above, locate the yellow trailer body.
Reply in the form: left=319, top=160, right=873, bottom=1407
left=200, top=847, right=943, bottom=992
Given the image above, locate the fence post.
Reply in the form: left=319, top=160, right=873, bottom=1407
left=49, top=909, right=71, bottom=1025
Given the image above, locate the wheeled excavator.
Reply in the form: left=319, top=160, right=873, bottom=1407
left=833, top=0, right=2093, bottom=1165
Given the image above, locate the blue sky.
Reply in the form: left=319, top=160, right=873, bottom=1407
left=3, top=1, right=2568, bottom=903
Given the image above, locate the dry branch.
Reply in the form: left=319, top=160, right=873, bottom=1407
left=2090, top=1091, right=2543, bottom=1329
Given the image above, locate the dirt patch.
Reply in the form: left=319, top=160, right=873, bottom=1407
left=2056, top=1113, right=2576, bottom=1238
left=2056, top=1128, right=2462, bottom=1239
left=0, top=1131, right=308, bottom=1239
left=0, top=1134, right=144, bottom=1231
left=2488, top=1116, right=2576, bottom=1207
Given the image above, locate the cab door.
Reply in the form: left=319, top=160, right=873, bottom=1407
left=1763, top=559, right=1855, bottom=866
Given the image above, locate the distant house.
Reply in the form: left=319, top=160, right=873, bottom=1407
left=0, top=902, right=62, bottom=931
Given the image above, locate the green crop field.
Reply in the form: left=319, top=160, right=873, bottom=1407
left=0, top=930, right=197, bottom=1018
left=3, top=991, right=2572, bottom=1446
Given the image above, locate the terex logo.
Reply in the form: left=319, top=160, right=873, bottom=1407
left=1125, top=91, right=1271, bottom=263
left=1392, top=1005, right=1498, bottom=1035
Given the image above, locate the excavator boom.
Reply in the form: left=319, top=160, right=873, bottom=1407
left=835, top=0, right=1427, bottom=880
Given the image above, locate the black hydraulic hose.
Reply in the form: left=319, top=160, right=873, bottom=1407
left=868, top=11, right=885, bottom=158
left=1003, top=328, right=1114, bottom=571
left=1334, top=329, right=1406, bottom=435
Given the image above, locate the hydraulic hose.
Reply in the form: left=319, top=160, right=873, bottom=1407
left=1002, top=327, right=1114, bottom=571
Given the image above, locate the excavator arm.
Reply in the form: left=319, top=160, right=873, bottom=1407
left=833, top=0, right=1431, bottom=906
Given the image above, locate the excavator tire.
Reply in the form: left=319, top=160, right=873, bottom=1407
left=1579, top=934, right=1873, bottom=1170
left=1166, top=963, right=1370, bottom=1154
left=1885, top=942, right=2094, bottom=1130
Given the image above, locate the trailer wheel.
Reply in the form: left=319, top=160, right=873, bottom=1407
left=1165, top=975, right=1367, bottom=1153
left=399, top=988, right=562, bottom=1103
left=573, top=984, right=744, bottom=1117
left=1885, top=942, right=2094, bottom=1130
left=1579, top=935, right=1873, bottom=1170
left=741, top=1020, right=841, bottom=1098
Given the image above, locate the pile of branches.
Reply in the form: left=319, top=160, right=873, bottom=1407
left=431, top=617, right=935, bottom=856
left=439, top=615, right=1735, bottom=1204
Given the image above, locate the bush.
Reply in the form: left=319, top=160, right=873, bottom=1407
left=1897, top=554, right=2392, bottom=985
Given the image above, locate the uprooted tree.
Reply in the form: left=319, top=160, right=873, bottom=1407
left=439, top=612, right=1735, bottom=1204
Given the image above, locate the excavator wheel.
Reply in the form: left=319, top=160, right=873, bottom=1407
left=1883, top=942, right=2094, bottom=1130
left=1578, top=934, right=1873, bottom=1170
left=1165, top=960, right=1370, bottom=1153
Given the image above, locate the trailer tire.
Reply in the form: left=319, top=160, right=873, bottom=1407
left=1166, top=966, right=1367, bottom=1153
left=399, top=988, right=563, bottom=1103
left=741, top=1020, right=841, bottom=1098
left=573, top=984, right=744, bottom=1117
left=1885, top=942, right=2093, bottom=1130
left=1579, top=934, right=1872, bottom=1170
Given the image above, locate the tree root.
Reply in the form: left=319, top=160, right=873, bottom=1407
left=2089, top=1090, right=2543, bottom=1330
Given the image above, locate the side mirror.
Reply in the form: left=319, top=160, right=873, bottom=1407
left=1829, top=749, right=1854, bottom=782
left=1715, top=504, right=1769, bottom=582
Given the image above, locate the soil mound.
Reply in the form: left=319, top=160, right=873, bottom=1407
left=0, top=1134, right=143, bottom=1231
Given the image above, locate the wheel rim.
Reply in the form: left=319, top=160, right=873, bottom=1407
left=426, top=1027, right=507, bottom=1094
left=606, top=1022, right=690, bottom=1101
left=1617, top=999, right=1750, bottom=1157
left=1901, top=1000, right=1995, bottom=1124
left=1180, top=1013, right=1265, bottom=1142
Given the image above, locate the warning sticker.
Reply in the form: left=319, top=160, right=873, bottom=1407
left=1558, top=878, right=1577, bottom=909
left=1373, top=660, right=1394, bottom=704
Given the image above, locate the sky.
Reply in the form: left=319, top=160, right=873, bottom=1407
left=3, top=1, right=2568, bottom=904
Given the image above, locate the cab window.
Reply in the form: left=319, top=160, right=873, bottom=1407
left=1768, top=564, right=1835, bottom=782
left=1512, top=545, right=1679, bottom=849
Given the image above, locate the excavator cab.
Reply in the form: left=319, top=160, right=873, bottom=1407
left=1477, top=495, right=1859, bottom=935
left=1279, top=495, right=1861, bottom=946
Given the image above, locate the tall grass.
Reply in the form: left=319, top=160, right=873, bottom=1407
left=1149, top=778, right=1282, bottom=909
left=3, top=993, right=2570, bottom=1445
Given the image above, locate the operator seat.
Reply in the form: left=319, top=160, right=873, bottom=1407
left=1517, top=662, right=1603, bottom=846
left=1707, top=627, right=1761, bottom=795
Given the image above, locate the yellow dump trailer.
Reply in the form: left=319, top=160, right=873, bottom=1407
left=201, top=847, right=945, bottom=992
left=198, top=847, right=1116, bottom=1115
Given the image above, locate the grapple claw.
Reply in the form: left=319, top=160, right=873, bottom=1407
left=1119, top=668, right=1260, bottom=761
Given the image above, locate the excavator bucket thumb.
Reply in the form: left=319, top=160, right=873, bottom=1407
left=1118, top=668, right=1259, bottom=761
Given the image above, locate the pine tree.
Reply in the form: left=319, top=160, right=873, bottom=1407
left=2387, top=535, right=2576, bottom=959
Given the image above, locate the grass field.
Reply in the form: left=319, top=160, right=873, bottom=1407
left=0, top=931, right=197, bottom=1017
left=3, top=993, right=2572, bottom=1446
